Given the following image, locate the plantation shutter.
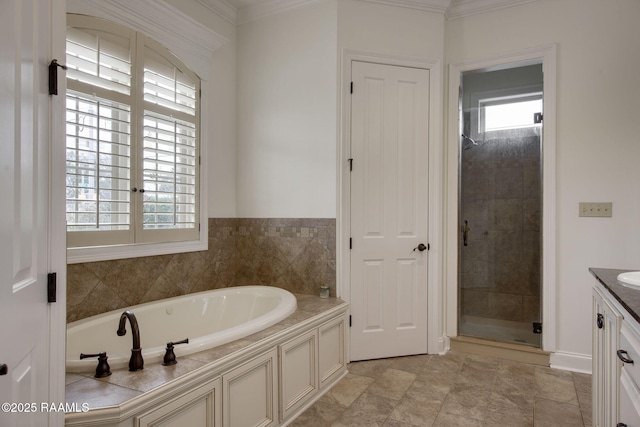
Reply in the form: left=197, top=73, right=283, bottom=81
left=65, top=15, right=200, bottom=247
left=138, top=42, right=199, bottom=242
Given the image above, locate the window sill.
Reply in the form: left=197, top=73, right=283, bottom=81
left=66, top=238, right=207, bottom=264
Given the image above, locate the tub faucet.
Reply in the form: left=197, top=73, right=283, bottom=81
left=117, top=310, right=144, bottom=371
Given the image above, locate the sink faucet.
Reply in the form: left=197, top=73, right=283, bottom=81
left=117, top=310, right=144, bottom=371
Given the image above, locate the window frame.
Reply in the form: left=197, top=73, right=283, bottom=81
left=467, top=83, right=543, bottom=141
left=479, top=92, right=543, bottom=133
left=66, top=13, right=207, bottom=264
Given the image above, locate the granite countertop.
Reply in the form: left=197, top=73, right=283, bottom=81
left=65, top=294, right=347, bottom=411
left=589, top=268, right=640, bottom=324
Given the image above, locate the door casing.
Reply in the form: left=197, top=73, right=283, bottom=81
left=446, top=44, right=558, bottom=355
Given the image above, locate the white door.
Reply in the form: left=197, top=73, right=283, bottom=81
left=0, top=1, right=62, bottom=425
left=349, top=61, right=430, bottom=361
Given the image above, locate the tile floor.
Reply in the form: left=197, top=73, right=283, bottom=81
left=291, top=351, right=591, bottom=427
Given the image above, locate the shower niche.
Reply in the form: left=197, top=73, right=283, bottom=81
left=458, top=64, right=543, bottom=347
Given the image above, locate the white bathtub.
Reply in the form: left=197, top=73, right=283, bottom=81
left=66, top=286, right=297, bottom=372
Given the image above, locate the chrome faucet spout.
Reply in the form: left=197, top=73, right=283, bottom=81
left=117, top=310, right=143, bottom=371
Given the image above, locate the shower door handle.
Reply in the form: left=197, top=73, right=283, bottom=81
left=462, top=220, right=469, bottom=246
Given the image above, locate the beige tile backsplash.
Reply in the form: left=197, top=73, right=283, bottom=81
left=67, top=218, right=336, bottom=322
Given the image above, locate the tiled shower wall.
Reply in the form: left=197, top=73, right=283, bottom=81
left=460, top=129, right=541, bottom=324
left=67, top=218, right=336, bottom=322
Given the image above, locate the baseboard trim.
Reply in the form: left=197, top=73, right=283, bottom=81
left=549, top=351, right=592, bottom=374
left=450, top=336, right=550, bottom=366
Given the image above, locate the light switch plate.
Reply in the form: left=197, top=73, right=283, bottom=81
left=579, top=202, right=612, bottom=217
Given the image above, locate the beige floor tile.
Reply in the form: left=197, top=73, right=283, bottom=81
left=484, top=403, right=534, bottom=427
left=534, top=366, right=579, bottom=404
left=294, top=352, right=592, bottom=427
left=287, top=400, right=345, bottom=427
left=386, top=354, right=431, bottom=374
left=432, top=412, right=484, bottom=427
left=331, top=392, right=398, bottom=427
left=424, top=351, right=465, bottom=373
left=438, top=384, right=489, bottom=421
left=386, top=394, right=441, bottom=426
left=346, top=358, right=393, bottom=379
left=455, top=362, right=498, bottom=387
left=319, top=373, right=374, bottom=408
left=405, top=378, right=450, bottom=404
left=366, top=368, right=416, bottom=400
left=490, top=376, right=535, bottom=410
left=572, top=371, right=592, bottom=412
left=534, top=398, right=584, bottom=427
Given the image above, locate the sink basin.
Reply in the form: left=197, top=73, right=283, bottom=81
left=617, top=271, right=640, bottom=289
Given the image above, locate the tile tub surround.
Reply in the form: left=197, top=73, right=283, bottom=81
left=67, top=218, right=336, bottom=322
left=292, top=352, right=592, bottom=427
left=65, top=294, right=346, bottom=411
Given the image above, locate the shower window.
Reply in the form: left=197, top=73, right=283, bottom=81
left=480, top=93, right=542, bottom=132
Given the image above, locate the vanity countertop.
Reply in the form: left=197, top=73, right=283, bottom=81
left=589, top=268, right=640, bottom=324
left=65, top=293, right=348, bottom=412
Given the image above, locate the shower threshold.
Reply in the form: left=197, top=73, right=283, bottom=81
left=459, top=315, right=541, bottom=347
left=450, top=335, right=550, bottom=366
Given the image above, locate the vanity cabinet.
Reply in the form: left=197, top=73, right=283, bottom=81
left=593, top=281, right=640, bottom=427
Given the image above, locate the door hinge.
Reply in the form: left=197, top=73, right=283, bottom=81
left=350, top=82, right=353, bottom=94
left=349, top=315, right=352, bottom=327
left=348, top=158, right=353, bottom=171
left=48, top=59, right=67, bottom=96
left=534, top=112, right=543, bottom=124
left=47, top=272, right=57, bottom=303
left=349, top=238, right=352, bottom=249
left=532, top=322, right=542, bottom=334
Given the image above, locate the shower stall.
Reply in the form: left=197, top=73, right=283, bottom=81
left=458, top=64, right=543, bottom=347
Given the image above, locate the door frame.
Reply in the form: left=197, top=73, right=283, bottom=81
left=49, top=0, right=69, bottom=421
left=337, top=49, right=445, bottom=361
left=446, top=44, right=558, bottom=355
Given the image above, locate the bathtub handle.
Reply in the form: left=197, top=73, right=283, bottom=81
left=162, top=338, right=189, bottom=366
left=80, top=352, right=112, bottom=378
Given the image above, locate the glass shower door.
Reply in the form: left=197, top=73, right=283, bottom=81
left=458, top=65, right=543, bottom=348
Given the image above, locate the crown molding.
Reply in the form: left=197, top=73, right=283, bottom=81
left=194, top=0, right=238, bottom=24
left=237, top=0, right=328, bottom=25
left=446, top=0, right=539, bottom=20
left=359, top=0, right=452, bottom=14
left=67, top=0, right=229, bottom=80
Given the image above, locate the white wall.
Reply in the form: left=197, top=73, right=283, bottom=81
left=338, top=0, right=444, bottom=59
left=165, top=0, right=238, bottom=218
left=445, top=0, right=640, bottom=368
left=236, top=0, right=337, bottom=218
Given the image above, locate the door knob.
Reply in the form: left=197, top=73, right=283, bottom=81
left=413, top=243, right=428, bottom=252
left=0, top=364, right=7, bottom=375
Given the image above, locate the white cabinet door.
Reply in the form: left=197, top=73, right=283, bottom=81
left=593, top=286, right=623, bottom=427
left=279, top=330, right=318, bottom=421
left=136, top=378, right=221, bottom=427
left=620, top=370, right=640, bottom=427
left=223, top=350, right=278, bottom=427
left=319, top=315, right=346, bottom=390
